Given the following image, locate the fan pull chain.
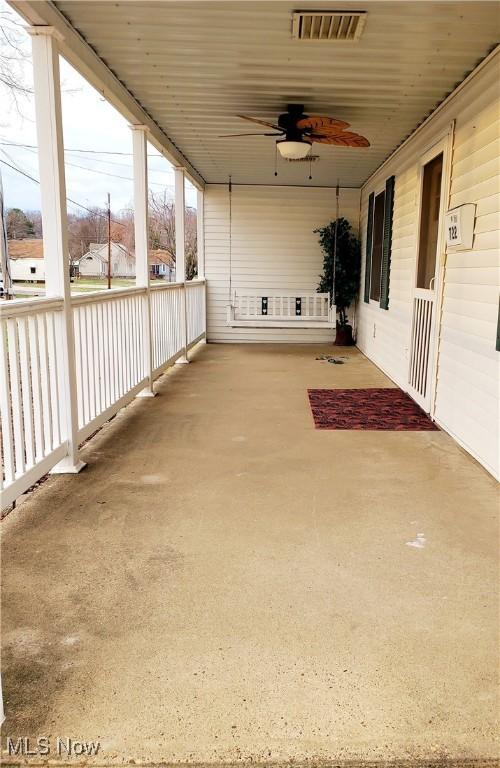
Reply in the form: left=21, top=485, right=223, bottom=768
left=308, top=155, right=312, bottom=181
left=274, top=143, right=278, bottom=177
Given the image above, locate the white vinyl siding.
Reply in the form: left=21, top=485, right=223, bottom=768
left=204, top=184, right=361, bottom=343
left=357, top=50, right=499, bottom=478
left=9, top=259, right=46, bottom=282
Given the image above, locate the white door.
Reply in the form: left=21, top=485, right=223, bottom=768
left=408, top=143, right=447, bottom=411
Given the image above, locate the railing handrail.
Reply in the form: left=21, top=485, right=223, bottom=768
left=0, top=280, right=207, bottom=315
left=70, top=286, right=148, bottom=306
left=150, top=278, right=206, bottom=291
left=149, top=280, right=184, bottom=292
left=0, top=295, right=64, bottom=319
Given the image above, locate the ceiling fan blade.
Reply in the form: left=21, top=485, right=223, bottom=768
left=297, top=115, right=351, bottom=134
left=310, top=131, right=370, bottom=147
left=237, top=115, right=281, bottom=130
left=218, top=132, right=283, bottom=137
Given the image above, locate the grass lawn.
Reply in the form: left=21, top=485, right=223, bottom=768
left=11, top=278, right=136, bottom=296
left=70, top=278, right=135, bottom=293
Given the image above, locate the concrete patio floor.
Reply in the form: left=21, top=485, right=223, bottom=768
left=1, top=343, right=498, bottom=765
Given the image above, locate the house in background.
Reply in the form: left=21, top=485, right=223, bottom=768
left=6, top=239, right=46, bottom=282
left=149, top=248, right=175, bottom=281
left=75, top=242, right=135, bottom=278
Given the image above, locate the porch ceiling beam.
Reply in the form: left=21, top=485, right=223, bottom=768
left=9, top=0, right=205, bottom=190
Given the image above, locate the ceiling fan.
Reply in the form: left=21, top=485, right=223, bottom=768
left=220, top=104, right=370, bottom=160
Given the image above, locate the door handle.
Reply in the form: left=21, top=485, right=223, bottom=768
left=429, top=276, right=436, bottom=291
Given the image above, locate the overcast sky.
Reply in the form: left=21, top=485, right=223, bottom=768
left=0, top=0, right=197, bottom=217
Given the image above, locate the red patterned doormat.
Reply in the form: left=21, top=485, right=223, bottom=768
left=308, top=388, right=439, bottom=430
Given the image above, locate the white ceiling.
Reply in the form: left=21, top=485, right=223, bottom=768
left=51, top=1, right=500, bottom=186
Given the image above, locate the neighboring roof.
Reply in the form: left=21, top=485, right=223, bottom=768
left=149, top=249, right=174, bottom=267
left=76, top=242, right=132, bottom=262
left=75, top=249, right=106, bottom=264
left=7, top=239, right=44, bottom=260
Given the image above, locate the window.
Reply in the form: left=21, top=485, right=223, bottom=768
left=30, top=266, right=36, bottom=274
left=416, top=153, right=443, bottom=290
left=369, top=191, right=385, bottom=301
left=364, top=176, right=395, bottom=309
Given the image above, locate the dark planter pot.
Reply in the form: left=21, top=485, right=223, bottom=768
left=335, top=322, right=354, bottom=346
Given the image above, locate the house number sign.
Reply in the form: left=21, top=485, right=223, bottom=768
left=445, top=203, right=475, bottom=250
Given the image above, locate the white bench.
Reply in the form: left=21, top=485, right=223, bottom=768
left=227, top=291, right=336, bottom=328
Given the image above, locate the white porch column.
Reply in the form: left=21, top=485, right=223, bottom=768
left=175, top=167, right=189, bottom=363
left=131, top=125, right=155, bottom=395
left=29, top=27, right=85, bottom=474
left=196, top=188, right=205, bottom=279
left=196, top=187, right=207, bottom=341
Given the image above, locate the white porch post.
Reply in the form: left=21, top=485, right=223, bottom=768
left=131, top=125, right=155, bottom=396
left=175, top=166, right=189, bottom=363
left=29, top=27, right=85, bottom=474
left=196, top=188, right=205, bottom=279
left=196, top=187, right=207, bottom=341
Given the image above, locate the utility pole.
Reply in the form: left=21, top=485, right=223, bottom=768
left=0, top=169, right=13, bottom=299
left=107, top=192, right=111, bottom=289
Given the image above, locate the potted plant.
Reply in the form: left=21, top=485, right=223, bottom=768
left=315, top=217, right=361, bottom=346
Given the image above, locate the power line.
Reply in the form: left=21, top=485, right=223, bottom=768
left=0, top=142, right=175, bottom=187
left=4, top=141, right=175, bottom=174
left=0, top=140, right=168, bottom=159
left=59, top=157, right=171, bottom=186
left=0, top=157, right=128, bottom=227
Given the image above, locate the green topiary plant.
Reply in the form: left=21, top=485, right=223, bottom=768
left=315, top=217, right=361, bottom=330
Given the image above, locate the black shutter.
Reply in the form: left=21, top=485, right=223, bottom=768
left=363, top=192, right=375, bottom=303
left=379, top=175, right=395, bottom=310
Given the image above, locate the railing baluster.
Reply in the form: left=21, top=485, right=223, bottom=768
left=28, top=314, right=44, bottom=461
left=17, top=317, right=36, bottom=471
left=47, top=312, right=61, bottom=448
left=0, top=320, right=15, bottom=486
left=7, top=320, right=25, bottom=476
left=38, top=313, right=53, bottom=456
left=93, top=303, right=102, bottom=417
left=81, top=306, right=90, bottom=426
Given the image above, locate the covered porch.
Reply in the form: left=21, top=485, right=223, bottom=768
left=2, top=343, right=498, bottom=762
left=1, top=0, right=499, bottom=761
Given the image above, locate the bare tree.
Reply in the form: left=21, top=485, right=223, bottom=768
left=0, top=7, right=32, bottom=118
left=185, top=205, right=198, bottom=280
left=110, top=208, right=134, bottom=254
left=148, top=190, right=198, bottom=279
left=25, top=209, right=42, bottom=238
left=149, top=190, right=175, bottom=254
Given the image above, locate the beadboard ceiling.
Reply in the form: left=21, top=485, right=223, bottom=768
left=20, top=1, right=500, bottom=186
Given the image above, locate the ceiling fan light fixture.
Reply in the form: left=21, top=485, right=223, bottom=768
left=277, top=139, right=311, bottom=160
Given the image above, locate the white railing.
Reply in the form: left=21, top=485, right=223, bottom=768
left=0, top=297, right=67, bottom=506
left=72, top=288, right=148, bottom=441
left=1, top=279, right=206, bottom=508
left=186, top=280, right=206, bottom=344
left=150, top=283, right=184, bottom=373
left=227, top=291, right=335, bottom=325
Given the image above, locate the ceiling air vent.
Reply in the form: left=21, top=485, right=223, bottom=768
left=292, top=11, right=366, bottom=41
